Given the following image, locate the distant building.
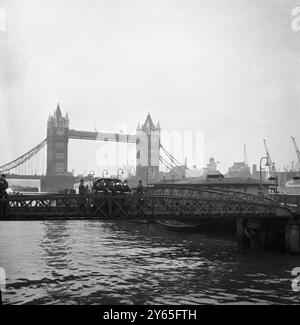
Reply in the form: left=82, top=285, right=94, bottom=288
left=186, top=165, right=203, bottom=178
left=43, top=104, right=73, bottom=192
left=203, top=157, right=222, bottom=177
left=159, top=158, right=222, bottom=181
left=136, top=113, right=161, bottom=185
left=228, top=162, right=251, bottom=178
left=252, top=164, right=268, bottom=181
left=47, top=104, right=70, bottom=177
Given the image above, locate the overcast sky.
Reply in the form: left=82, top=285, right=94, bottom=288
left=0, top=0, right=300, bottom=175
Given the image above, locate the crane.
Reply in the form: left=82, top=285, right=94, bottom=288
left=291, top=136, right=300, bottom=171
left=244, top=143, right=248, bottom=167
left=291, top=161, right=295, bottom=172
left=263, top=139, right=277, bottom=176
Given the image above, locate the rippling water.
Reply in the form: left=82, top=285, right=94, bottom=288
left=0, top=221, right=299, bottom=305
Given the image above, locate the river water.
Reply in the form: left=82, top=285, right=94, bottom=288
left=0, top=221, right=299, bottom=305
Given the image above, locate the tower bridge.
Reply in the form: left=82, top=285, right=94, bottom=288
left=0, top=104, right=171, bottom=191
left=45, top=105, right=162, bottom=190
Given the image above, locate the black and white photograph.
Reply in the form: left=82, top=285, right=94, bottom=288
left=0, top=0, right=300, bottom=308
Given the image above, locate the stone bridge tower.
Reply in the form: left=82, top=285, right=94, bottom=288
left=136, top=114, right=161, bottom=185
left=46, top=104, right=70, bottom=176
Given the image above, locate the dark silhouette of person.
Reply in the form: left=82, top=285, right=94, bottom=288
left=93, top=179, right=107, bottom=193
left=79, top=179, right=86, bottom=210
left=121, top=180, right=131, bottom=214
left=0, top=181, right=4, bottom=200
left=0, top=175, right=8, bottom=199
left=108, top=181, right=116, bottom=195
left=0, top=174, right=8, bottom=216
left=136, top=180, right=145, bottom=217
left=136, top=180, right=144, bottom=196
left=115, top=181, right=124, bottom=194
left=123, top=180, right=131, bottom=194
left=0, top=181, right=4, bottom=216
left=79, top=179, right=86, bottom=195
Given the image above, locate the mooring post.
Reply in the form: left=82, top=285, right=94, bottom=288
left=285, top=222, right=300, bottom=254
left=236, top=217, right=247, bottom=247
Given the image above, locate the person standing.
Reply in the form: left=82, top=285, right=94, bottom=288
left=0, top=174, right=8, bottom=199
left=79, top=179, right=86, bottom=210
left=123, top=180, right=131, bottom=214
left=123, top=180, right=131, bottom=194
left=79, top=179, right=86, bottom=195
left=0, top=174, right=8, bottom=217
left=136, top=180, right=145, bottom=217
left=0, top=180, right=4, bottom=216
left=136, top=180, right=144, bottom=196
left=0, top=179, right=4, bottom=199
left=108, top=181, right=116, bottom=195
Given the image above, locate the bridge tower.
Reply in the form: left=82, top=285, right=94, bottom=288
left=136, top=113, right=161, bottom=185
left=46, top=104, right=70, bottom=176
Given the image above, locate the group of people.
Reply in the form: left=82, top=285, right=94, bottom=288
left=79, top=181, right=91, bottom=195
left=0, top=174, right=8, bottom=199
left=81, top=179, right=133, bottom=195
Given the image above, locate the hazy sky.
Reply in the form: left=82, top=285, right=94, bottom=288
left=0, top=0, right=300, bottom=175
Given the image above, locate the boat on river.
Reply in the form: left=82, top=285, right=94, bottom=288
left=156, top=220, right=199, bottom=232
left=285, top=177, right=300, bottom=194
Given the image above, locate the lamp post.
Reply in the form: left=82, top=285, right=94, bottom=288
left=102, top=170, right=109, bottom=178
left=117, top=169, right=125, bottom=179
left=259, top=157, right=270, bottom=198
left=146, top=166, right=149, bottom=186
left=88, top=171, right=95, bottom=180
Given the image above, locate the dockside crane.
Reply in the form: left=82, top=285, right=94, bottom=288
left=263, top=139, right=277, bottom=176
left=244, top=143, right=248, bottom=167
left=291, top=136, right=300, bottom=171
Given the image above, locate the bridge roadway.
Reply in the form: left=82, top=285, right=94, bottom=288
left=0, top=187, right=293, bottom=221
left=69, top=129, right=137, bottom=143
